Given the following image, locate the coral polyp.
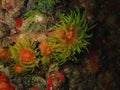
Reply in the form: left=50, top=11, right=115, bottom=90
left=14, top=64, right=23, bottom=73
left=39, top=43, right=52, bottom=56
left=19, top=48, right=35, bottom=65
left=0, top=48, right=6, bottom=57
left=48, top=9, right=92, bottom=64
left=39, top=42, right=54, bottom=65
left=9, top=38, right=40, bottom=74
left=63, top=27, right=78, bottom=46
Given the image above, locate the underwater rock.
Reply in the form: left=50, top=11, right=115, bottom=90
left=46, top=71, right=65, bottom=90
left=0, top=22, right=11, bottom=47
left=0, top=22, right=10, bottom=39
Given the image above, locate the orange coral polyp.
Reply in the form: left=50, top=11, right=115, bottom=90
left=19, top=49, right=35, bottom=64
left=66, top=31, right=74, bottom=39
left=0, top=48, right=6, bottom=57
left=39, top=43, right=52, bottom=56
left=14, top=64, right=23, bottom=73
left=64, top=28, right=77, bottom=46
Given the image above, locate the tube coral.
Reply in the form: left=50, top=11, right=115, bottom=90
left=9, top=38, right=40, bottom=74
left=19, top=48, right=35, bottom=65
left=0, top=48, right=12, bottom=62
left=39, top=43, right=52, bottom=56
left=23, top=10, right=46, bottom=32
left=48, top=8, right=92, bottom=64
left=39, top=42, right=53, bottom=65
left=14, top=64, right=23, bottom=73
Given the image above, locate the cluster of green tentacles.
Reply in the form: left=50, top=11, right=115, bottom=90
left=9, top=38, right=40, bottom=74
left=47, top=8, right=92, bottom=64
left=8, top=8, right=93, bottom=74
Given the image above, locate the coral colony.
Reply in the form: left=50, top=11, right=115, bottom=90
left=0, top=0, right=119, bottom=90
